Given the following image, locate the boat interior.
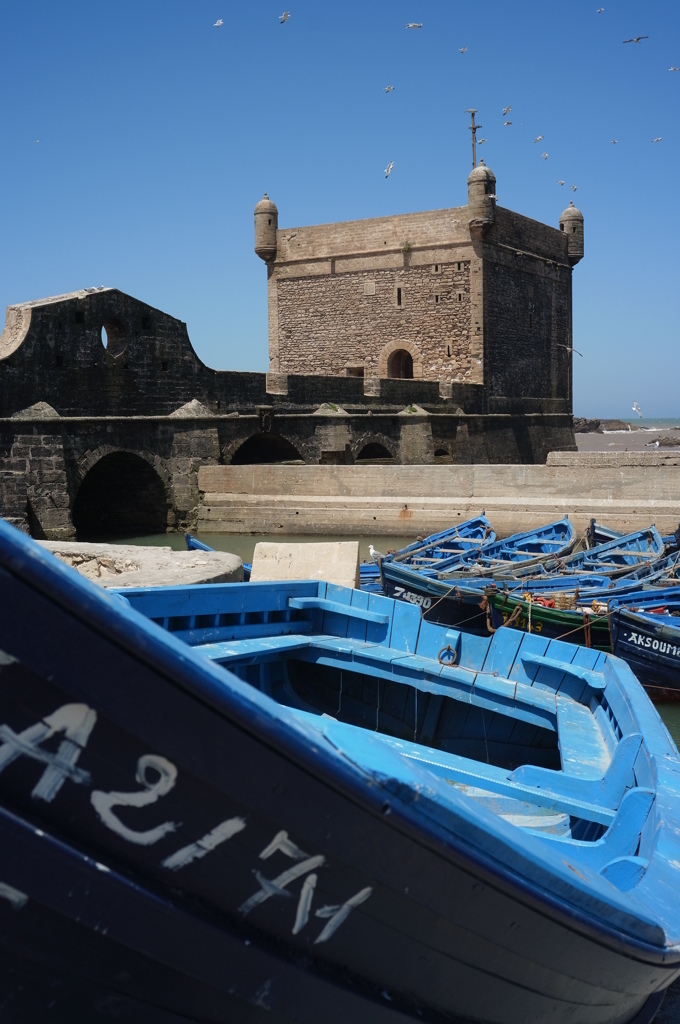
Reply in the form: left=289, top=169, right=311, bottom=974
left=121, top=581, right=660, bottom=891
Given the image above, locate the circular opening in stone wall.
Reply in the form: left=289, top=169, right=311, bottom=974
left=101, top=320, right=127, bottom=359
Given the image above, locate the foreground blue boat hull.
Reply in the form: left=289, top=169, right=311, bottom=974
left=1, top=522, right=680, bottom=1022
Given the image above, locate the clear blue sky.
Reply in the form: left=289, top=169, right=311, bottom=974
left=1, top=0, right=678, bottom=418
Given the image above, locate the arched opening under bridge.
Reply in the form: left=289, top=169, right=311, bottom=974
left=73, top=452, right=169, bottom=539
left=230, top=433, right=304, bottom=464
left=355, top=442, right=394, bottom=464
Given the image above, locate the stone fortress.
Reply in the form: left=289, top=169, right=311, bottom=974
left=0, top=159, right=583, bottom=539
left=256, top=161, right=583, bottom=405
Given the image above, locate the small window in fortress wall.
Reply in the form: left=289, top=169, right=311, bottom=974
left=457, top=263, right=462, bottom=271
left=346, top=366, right=364, bottom=377
left=74, top=311, right=85, bottom=325
left=433, top=264, right=440, bottom=273
left=434, top=294, right=440, bottom=304
left=396, top=287, right=402, bottom=308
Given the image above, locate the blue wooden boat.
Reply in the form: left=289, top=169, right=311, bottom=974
left=359, top=513, right=495, bottom=591
left=610, top=588, right=680, bottom=700
left=1, top=519, right=680, bottom=1022
left=414, top=517, right=577, bottom=576
left=546, top=527, right=668, bottom=577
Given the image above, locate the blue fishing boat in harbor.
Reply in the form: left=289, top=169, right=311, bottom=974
left=610, top=588, right=680, bottom=700
left=1, top=518, right=680, bottom=1022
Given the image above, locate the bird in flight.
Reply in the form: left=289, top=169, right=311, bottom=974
left=534, top=135, right=544, bottom=143
left=670, top=67, right=680, bottom=72
left=487, top=194, right=498, bottom=201
left=459, top=47, right=467, bottom=53
left=541, top=152, right=549, bottom=160
left=653, top=137, right=663, bottom=142
left=213, top=18, right=223, bottom=27
left=632, top=401, right=643, bottom=417
left=385, top=161, right=394, bottom=178
left=34, top=139, right=40, bottom=144
left=557, top=180, right=565, bottom=186
left=570, top=184, right=578, bottom=191
left=623, top=35, right=648, bottom=43
left=405, top=23, right=422, bottom=29
left=596, top=7, right=604, bottom=12
left=384, top=85, right=395, bottom=93
left=502, top=106, right=511, bottom=115
left=557, top=344, right=583, bottom=356
left=503, top=120, right=512, bottom=126
left=279, top=11, right=290, bottom=24
left=611, top=139, right=618, bottom=144
left=478, top=138, right=487, bottom=145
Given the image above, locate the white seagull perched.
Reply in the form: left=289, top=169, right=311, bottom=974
left=623, top=35, right=648, bottom=43
left=557, top=344, right=583, bottom=357
left=533, top=135, right=544, bottom=143
left=368, top=544, right=385, bottom=562
left=279, top=11, right=291, bottom=24
left=645, top=440, right=660, bottom=448
left=384, top=85, right=395, bottom=93
left=213, top=18, right=223, bottom=27
left=405, top=22, right=422, bottom=29
left=632, top=401, right=643, bottom=417
left=384, top=160, right=394, bottom=178
left=503, top=105, right=511, bottom=115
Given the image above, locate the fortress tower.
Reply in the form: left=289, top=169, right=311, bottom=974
left=254, top=161, right=583, bottom=412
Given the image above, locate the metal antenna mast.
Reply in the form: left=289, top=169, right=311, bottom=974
left=465, top=109, right=481, bottom=169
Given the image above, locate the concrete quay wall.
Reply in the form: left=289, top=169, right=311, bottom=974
left=197, top=452, right=680, bottom=538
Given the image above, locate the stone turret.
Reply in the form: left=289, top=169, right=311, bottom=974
left=254, top=193, right=278, bottom=262
left=559, top=201, right=584, bottom=266
left=467, top=160, right=496, bottom=231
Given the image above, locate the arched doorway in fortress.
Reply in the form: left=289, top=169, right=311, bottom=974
left=72, top=452, right=170, bottom=538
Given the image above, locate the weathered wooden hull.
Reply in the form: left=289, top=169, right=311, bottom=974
left=611, top=608, right=680, bottom=700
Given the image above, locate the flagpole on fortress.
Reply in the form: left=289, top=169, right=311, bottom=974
left=465, top=109, right=481, bottom=169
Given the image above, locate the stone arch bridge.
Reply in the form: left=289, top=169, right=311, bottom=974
left=0, top=289, right=574, bottom=539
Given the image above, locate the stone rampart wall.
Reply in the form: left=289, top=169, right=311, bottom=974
left=197, top=453, right=680, bottom=538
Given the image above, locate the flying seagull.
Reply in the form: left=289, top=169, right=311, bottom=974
left=534, top=135, right=544, bottom=143
left=541, top=151, right=549, bottom=160
left=597, top=7, right=604, bottom=12
left=34, top=139, right=40, bottom=144
left=384, top=85, right=395, bottom=93
left=384, top=161, right=394, bottom=178
left=213, top=18, right=223, bottom=27
left=570, top=184, right=578, bottom=191
left=632, top=401, right=642, bottom=417
left=670, top=67, right=680, bottom=72
left=368, top=544, right=385, bottom=562
left=459, top=47, right=467, bottom=53
left=487, top=194, right=498, bottom=201
left=503, top=120, right=512, bottom=126
left=623, top=36, right=648, bottom=43
left=611, top=139, right=618, bottom=144
left=653, top=137, right=663, bottom=142
left=557, top=344, right=583, bottom=356
left=405, top=23, right=422, bottom=29
left=279, top=11, right=290, bottom=23
left=557, top=180, right=565, bottom=185
left=502, top=106, right=511, bottom=115
left=478, top=138, right=487, bottom=145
